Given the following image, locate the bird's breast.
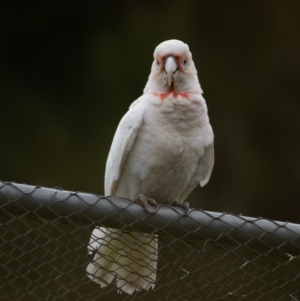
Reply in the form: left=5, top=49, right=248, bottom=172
left=128, top=126, right=202, bottom=203
left=147, top=92, right=209, bottom=133
left=120, top=93, right=212, bottom=203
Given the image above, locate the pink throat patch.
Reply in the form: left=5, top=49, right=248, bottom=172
left=153, top=92, right=189, bottom=100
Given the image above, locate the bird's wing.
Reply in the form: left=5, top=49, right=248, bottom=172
left=178, top=143, right=214, bottom=203
left=199, top=143, right=214, bottom=187
left=104, top=98, right=144, bottom=196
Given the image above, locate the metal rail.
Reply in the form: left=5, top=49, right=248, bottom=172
left=1, top=181, right=300, bottom=254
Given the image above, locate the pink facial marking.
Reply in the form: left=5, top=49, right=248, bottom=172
left=153, top=92, right=189, bottom=100
left=157, top=53, right=186, bottom=72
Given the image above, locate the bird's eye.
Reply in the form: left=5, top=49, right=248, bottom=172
left=157, top=60, right=160, bottom=65
left=183, top=58, right=188, bottom=70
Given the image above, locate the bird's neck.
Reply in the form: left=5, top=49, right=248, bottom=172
left=152, top=91, right=190, bottom=100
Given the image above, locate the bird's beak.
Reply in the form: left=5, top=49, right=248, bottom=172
left=165, top=56, right=177, bottom=86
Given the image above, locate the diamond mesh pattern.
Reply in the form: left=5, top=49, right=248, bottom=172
left=0, top=181, right=300, bottom=301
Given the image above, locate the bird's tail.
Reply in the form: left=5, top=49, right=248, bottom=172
left=86, top=227, right=158, bottom=295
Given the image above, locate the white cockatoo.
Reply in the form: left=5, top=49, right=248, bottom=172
left=87, top=39, right=214, bottom=294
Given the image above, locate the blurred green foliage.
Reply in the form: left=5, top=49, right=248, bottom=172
left=1, top=1, right=300, bottom=222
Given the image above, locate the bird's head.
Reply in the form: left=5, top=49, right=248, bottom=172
left=144, top=39, right=202, bottom=94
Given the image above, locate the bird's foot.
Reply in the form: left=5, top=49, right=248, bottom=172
left=133, top=194, right=157, bottom=213
left=172, top=200, right=189, bottom=213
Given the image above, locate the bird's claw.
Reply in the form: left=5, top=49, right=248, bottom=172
left=172, top=200, right=189, bottom=213
left=133, top=194, right=157, bottom=213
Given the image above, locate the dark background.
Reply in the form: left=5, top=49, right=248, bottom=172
left=1, top=1, right=300, bottom=222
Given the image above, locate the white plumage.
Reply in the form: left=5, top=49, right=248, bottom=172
left=87, top=39, right=214, bottom=294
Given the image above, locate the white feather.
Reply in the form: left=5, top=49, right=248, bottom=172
left=104, top=99, right=144, bottom=196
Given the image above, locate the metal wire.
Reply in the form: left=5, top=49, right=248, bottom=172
left=0, top=181, right=300, bottom=300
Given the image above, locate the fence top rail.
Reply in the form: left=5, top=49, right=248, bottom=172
left=1, top=181, right=300, bottom=254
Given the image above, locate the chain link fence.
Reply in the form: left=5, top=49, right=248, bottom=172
left=0, top=180, right=300, bottom=300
